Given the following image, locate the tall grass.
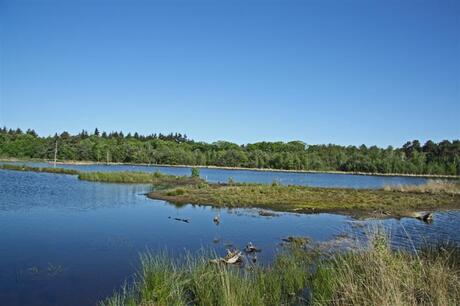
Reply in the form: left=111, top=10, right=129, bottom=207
left=383, top=179, right=460, bottom=195
left=0, top=163, right=79, bottom=175
left=312, top=233, right=460, bottom=305
left=101, top=247, right=310, bottom=306
left=102, top=233, right=460, bottom=306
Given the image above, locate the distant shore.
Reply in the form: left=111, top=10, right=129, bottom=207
left=1, top=157, right=458, bottom=179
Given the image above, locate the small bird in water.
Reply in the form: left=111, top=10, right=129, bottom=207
left=245, top=242, right=261, bottom=253
left=416, top=212, right=433, bottom=224
left=213, top=214, right=220, bottom=225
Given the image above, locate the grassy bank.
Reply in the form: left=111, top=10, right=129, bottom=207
left=102, top=234, right=460, bottom=305
left=78, top=171, right=204, bottom=187
left=0, top=163, right=79, bottom=175
left=1, top=164, right=204, bottom=187
left=149, top=180, right=460, bottom=217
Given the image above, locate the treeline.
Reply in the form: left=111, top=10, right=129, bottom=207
left=0, top=127, right=459, bottom=175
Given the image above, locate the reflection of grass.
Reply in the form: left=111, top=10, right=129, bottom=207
left=47, top=263, right=64, bottom=276
left=102, top=232, right=460, bottom=306
left=148, top=182, right=460, bottom=217
left=0, top=163, right=78, bottom=175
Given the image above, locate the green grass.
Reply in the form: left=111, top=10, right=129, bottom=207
left=102, top=233, right=460, bottom=306
left=101, top=247, right=311, bottom=306
left=0, top=163, right=79, bottom=175
left=78, top=171, right=204, bottom=187
left=312, top=234, right=460, bottom=306
left=1, top=164, right=204, bottom=187
left=148, top=182, right=460, bottom=217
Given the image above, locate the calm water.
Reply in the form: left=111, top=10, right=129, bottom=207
left=0, top=168, right=458, bottom=305
left=4, top=161, right=429, bottom=188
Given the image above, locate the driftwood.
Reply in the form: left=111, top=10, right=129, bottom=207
left=210, top=249, right=242, bottom=265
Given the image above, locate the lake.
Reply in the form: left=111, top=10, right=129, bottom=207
left=0, top=165, right=458, bottom=305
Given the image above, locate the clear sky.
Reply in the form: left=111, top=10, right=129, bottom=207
left=1, top=0, right=459, bottom=147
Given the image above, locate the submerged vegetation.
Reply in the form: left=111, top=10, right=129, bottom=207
left=1, top=127, right=459, bottom=175
left=102, top=233, right=460, bottom=306
left=148, top=180, right=460, bottom=217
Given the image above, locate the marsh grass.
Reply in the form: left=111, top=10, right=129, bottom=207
left=148, top=182, right=460, bottom=217
left=0, top=164, right=204, bottom=187
left=101, top=247, right=310, bottom=306
left=384, top=179, right=460, bottom=195
left=0, top=163, right=79, bottom=175
left=78, top=171, right=205, bottom=187
left=312, top=233, right=460, bottom=306
left=102, top=233, right=460, bottom=306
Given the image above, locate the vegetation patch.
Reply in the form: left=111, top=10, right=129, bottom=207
left=148, top=181, right=460, bottom=217
left=383, top=179, right=460, bottom=195
left=101, top=233, right=460, bottom=306
left=1, top=164, right=204, bottom=188
left=77, top=171, right=202, bottom=186
left=0, top=163, right=79, bottom=175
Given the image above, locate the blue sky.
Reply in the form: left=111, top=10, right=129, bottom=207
left=1, top=0, right=459, bottom=147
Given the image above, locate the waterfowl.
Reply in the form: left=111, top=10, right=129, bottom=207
left=213, top=214, right=220, bottom=225
left=245, top=242, right=261, bottom=253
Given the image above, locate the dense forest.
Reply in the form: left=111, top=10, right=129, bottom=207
left=0, top=127, right=459, bottom=175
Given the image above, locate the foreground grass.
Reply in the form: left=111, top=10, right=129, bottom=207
left=102, top=234, right=460, bottom=306
left=148, top=181, right=460, bottom=217
left=312, top=235, right=460, bottom=306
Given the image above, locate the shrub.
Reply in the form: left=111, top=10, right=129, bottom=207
left=191, top=167, right=200, bottom=178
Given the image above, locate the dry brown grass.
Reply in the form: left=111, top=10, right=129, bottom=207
left=312, top=234, right=460, bottom=306
left=384, top=180, right=460, bottom=195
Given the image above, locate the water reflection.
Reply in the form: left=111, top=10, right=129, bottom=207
left=0, top=169, right=457, bottom=305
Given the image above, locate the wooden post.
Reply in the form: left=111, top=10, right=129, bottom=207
left=53, top=140, right=58, bottom=168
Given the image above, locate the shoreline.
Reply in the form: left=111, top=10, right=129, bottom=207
left=1, top=157, right=458, bottom=179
